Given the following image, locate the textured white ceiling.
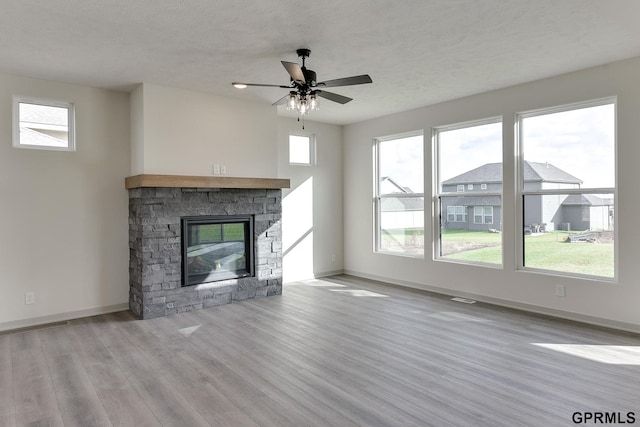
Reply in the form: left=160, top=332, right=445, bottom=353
left=1, top=1, right=639, bottom=125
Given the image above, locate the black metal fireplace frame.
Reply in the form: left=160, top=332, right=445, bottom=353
left=180, top=215, right=255, bottom=287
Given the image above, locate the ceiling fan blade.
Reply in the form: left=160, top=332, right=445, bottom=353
left=281, top=61, right=306, bottom=83
left=232, top=82, right=291, bottom=88
left=315, top=90, right=352, bottom=104
left=318, top=74, right=372, bottom=88
left=272, top=94, right=290, bottom=106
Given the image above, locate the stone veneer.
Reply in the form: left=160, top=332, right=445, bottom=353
left=128, top=187, right=282, bottom=319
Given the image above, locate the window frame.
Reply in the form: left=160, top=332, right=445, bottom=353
left=12, top=95, right=76, bottom=151
left=515, top=97, right=617, bottom=280
left=288, top=133, right=315, bottom=166
left=373, top=131, right=425, bottom=258
left=434, top=116, right=503, bottom=267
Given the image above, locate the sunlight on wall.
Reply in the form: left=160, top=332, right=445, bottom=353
left=283, top=177, right=314, bottom=282
left=533, top=343, right=640, bottom=365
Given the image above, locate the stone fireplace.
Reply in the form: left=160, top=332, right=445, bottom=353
left=126, top=174, right=289, bottom=319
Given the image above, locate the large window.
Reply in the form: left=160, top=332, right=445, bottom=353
left=13, top=96, right=75, bottom=151
left=518, top=99, right=616, bottom=279
left=435, top=118, right=502, bottom=265
left=374, top=133, right=424, bottom=256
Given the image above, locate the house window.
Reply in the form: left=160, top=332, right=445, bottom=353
left=518, top=98, right=616, bottom=279
left=289, top=134, right=315, bottom=165
left=374, top=132, right=424, bottom=257
left=447, top=206, right=467, bottom=223
left=435, top=118, right=502, bottom=265
left=13, top=96, right=75, bottom=151
left=481, top=184, right=487, bottom=190
left=474, top=206, right=493, bottom=224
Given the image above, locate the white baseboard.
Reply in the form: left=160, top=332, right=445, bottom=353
left=342, top=269, right=640, bottom=335
left=313, top=269, right=345, bottom=279
left=0, top=303, right=129, bottom=333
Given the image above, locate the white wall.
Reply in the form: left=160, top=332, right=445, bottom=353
left=135, top=83, right=278, bottom=178
left=343, top=57, right=640, bottom=331
left=277, top=118, right=343, bottom=282
left=0, top=73, right=130, bottom=329
left=130, top=84, right=144, bottom=174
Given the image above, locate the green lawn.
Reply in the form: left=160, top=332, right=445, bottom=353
left=442, top=229, right=614, bottom=277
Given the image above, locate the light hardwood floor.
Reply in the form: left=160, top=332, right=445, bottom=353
left=1, top=275, right=639, bottom=426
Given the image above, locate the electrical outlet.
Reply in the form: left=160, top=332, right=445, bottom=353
left=555, top=284, right=566, bottom=297
left=25, top=291, right=35, bottom=305
left=213, top=164, right=220, bottom=175
left=220, top=165, right=227, bottom=175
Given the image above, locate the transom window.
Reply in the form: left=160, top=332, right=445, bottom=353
left=13, top=96, right=75, bottom=151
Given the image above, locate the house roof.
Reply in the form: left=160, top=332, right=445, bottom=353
left=19, top=103, right=68, bottom=127
left=380, top=197, right=424, bottom=212
left=562, top=194, right=613, bottom=206
left=380, top=176, right=414, bottom=194
left=442, top=161, right=582, bottom=185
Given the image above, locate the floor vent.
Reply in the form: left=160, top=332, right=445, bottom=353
left=451, top=297, right=476, bottom=304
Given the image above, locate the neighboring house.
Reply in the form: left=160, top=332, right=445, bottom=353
left=379, top=176, right=424, bottom=230
left=561, top=194, right=614, bottom=231
left=440, top=161, right=610, bottom=232
left=18, top=103, right=69, bottom=147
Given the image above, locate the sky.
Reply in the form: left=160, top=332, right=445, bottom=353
left=379, top=135, right=424, bottom=193
left=521, top=103, right=615, bottom=188
left=380, top=102, right=615, bottom=194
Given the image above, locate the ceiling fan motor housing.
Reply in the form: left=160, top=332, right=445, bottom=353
left=302, top=68, right=317, bottom=87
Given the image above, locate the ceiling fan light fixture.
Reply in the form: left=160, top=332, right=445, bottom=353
left=309, top=93, right=318, bottom=111
left=298, top=97, right=308, bottom=115
left=286, top=92, right=297, bottom=110
left=231, top=49, right=371, bottom=124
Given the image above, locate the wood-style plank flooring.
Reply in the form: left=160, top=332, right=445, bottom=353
left=1, top=275, right=639, bottom=426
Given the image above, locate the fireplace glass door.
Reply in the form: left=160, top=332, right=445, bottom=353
left=181, top=215, right=254, bottom=286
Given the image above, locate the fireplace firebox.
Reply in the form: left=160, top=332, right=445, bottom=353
left=181, top=215, right=254, bottom=286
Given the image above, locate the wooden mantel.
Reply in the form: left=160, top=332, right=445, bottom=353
left=125, top=174, right=290, bottom=190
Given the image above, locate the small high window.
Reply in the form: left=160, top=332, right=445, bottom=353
left=289, top=134, right=315, bottom=165
left=13, top=96, right=75, bottom=151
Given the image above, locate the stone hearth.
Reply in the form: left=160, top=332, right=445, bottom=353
left=126, top=176, right=287, bottom=319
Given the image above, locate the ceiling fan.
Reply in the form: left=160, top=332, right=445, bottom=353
left=232, top=48, right=373, bottom=115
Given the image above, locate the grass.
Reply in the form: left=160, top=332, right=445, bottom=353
left=443, top=229, right=614, bottom=277
left=380, top=227, right=614, bottom=278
